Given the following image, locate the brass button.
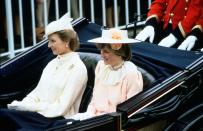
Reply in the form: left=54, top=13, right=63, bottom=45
left=185, top=7, right=188, bottom=10
left=170, top=13, right=174, bottom=17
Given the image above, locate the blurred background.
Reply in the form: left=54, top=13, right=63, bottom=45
left=0, top=0, right=152, bottom=62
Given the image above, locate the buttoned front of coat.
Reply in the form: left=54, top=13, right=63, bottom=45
left=148, top=0, right=203, bottom=36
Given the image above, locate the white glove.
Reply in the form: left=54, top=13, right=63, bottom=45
left=178, top=35, right=197, bottom=51
left=70, top=112, right=93, bottom=121
left=201, top=48, right=203, bottom=51
left=7, top=100, right=27, bottom=111
left=7, top=100, right=42, bottom=112
left=135, top=25, right=155, bottom=43
left=158, top=34, right=177, bottom=47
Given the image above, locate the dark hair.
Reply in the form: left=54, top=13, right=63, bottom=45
left=96, top=43, right=132, bottom=61
left=54, top=29, right=80, bottom=51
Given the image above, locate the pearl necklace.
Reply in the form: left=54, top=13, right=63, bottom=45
left=110, top=61, right=124, bottom=70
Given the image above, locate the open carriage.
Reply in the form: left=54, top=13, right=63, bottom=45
left=1, top=18, right=203, bottom=130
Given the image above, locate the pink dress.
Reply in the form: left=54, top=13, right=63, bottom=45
left=87, top=60, right=143, bottom=116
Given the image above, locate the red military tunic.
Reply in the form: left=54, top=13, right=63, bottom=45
left=193, top=9, right=203, bottom=32
left=147, top=0, right=203, bottom=37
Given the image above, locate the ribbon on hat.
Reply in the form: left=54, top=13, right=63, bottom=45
left=58, top=12, right=73, bottom=26
left=111, top=30, right=122, bottom=40
left=110, top=30, right=122, bottom=50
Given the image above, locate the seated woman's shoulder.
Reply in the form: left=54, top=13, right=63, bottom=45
left=124, top=61, right=138, bottom=71
left=97, top=60, right=106, bottom=67
left=77, top=60, right=88, bottom=70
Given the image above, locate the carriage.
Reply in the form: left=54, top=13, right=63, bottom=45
left=1, top=18, right=203, bottom=130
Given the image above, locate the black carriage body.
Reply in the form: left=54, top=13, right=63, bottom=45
left=0, top=18, right=203, bottom=130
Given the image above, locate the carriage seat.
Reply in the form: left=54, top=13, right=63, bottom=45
left=137, top=67, right=155, bottom=89
left=78, top=52, right=155, bottom=112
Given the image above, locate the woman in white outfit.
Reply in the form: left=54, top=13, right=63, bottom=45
left=0, top=13, right=87, bottom=130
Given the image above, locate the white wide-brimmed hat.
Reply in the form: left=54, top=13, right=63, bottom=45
left=88, top=29, right=139, bottom=44
left=45, top=12, right=73, bottom=36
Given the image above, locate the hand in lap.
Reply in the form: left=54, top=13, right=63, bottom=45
left=70, top=112, right=94, bottom=121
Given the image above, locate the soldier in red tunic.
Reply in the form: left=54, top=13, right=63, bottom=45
left=178, top=9, right=203, bottom=51
left=135, top=0, right=203, bottom=48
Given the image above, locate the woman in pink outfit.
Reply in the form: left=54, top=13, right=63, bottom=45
left=71, top=28, right=143, bottom=120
